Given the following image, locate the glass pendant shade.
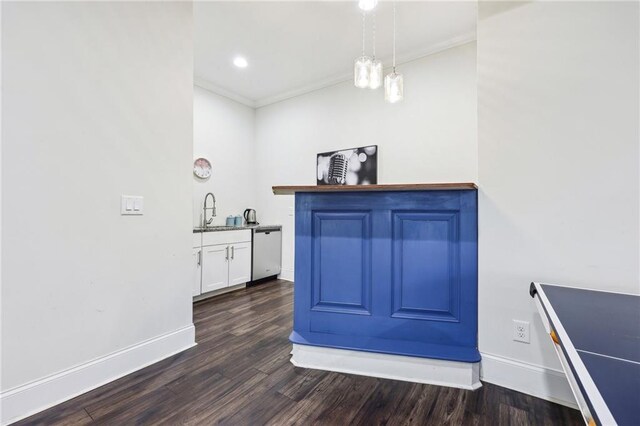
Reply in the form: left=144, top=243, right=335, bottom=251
left=384, top=71, right=404, bottom=103
left=354, top=56, right=372, bottom=89
left=359, top=0, right=378, bottom=12
left=368, top=59, right=382, bottom=89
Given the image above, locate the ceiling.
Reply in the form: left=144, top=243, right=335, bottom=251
left=194, top=1, right=477, bottom=107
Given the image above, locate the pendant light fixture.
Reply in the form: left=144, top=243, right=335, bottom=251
left=354, top=12, right=372, bottom=89
left=368, top=11, right=382, bottom=90
left=358, top=0, right=377, bottom=12
left=384, top=2, right=403, bottom=103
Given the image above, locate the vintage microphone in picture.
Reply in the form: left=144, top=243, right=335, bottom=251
left=327, top=153, right=349, bottom=185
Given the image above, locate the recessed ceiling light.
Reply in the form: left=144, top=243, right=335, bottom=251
left=233, top=56, right=248, bottom=68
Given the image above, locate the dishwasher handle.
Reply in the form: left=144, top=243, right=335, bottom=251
left=254, top=226, right=282, bottom=234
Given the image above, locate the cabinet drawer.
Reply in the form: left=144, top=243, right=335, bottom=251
left=202, top=229, right=251, bottom=246
left=193, top=232, right=202, bottom=249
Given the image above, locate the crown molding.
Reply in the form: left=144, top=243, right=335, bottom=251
left=253, top=32, right=477, bottom=108
left=193, top=77, right=256, bottom=108
left=394, top=31, right=477, bottom=72
left=194, top=31, right=477, bottom=110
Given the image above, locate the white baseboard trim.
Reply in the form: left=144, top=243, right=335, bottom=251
left=278, top=268, right=294, bottom=282
left=1, top=324, right=196, bottom=426
left=480, top=352, right=577, bottom=409
left=193, top=283, right=246, bottom=302
left=290, top=344, right=481, bottom=390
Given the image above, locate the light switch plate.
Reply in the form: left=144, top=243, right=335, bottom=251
left=121, top=195, right=144, bottom=215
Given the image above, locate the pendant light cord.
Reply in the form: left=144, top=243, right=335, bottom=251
left=392, top=1, right=397, bottom=72
left=362, top=12, right=366, bottom=57
left=372, top=12, right=376, bottom=60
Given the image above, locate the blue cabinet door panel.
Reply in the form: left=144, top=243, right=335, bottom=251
left=292, top=190, right=479, bottom=363
left=311, top=211, right=372, bottom=315
left=392, top=211, right=460, bottom=322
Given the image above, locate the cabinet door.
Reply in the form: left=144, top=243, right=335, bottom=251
left=192, top=248, right=202, bottom=297
left=201, top=244, right=229, bottom=293
left=228, top=242, right=251, bottom=286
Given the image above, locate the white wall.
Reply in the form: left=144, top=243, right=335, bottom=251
left=477, top=1, right=639, bottom=404
left=255, top=42, right=478, bottom=280
left=1, top=2, right=194, bottom=422
left=193, top=86, right=256, bottom=228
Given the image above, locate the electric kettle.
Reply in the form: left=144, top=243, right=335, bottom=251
left=243, top=208, right=258, bottom=225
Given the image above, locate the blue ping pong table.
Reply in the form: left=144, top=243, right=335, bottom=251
left=530, top=282, right=640, bottom=426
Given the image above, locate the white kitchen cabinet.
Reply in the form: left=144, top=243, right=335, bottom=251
left=228, top=242, right=251, bottom=286
left=201, top=244, right=229, bottom=293
left=192, top=248, right=202, bottom=297
left=202, top=229, right=250, bottom=246
left=193, top=232, right=202, bottom=249
left=195, top=229, right=252, bottom=298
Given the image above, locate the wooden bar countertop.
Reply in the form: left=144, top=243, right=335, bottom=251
left=272, top=183, right=477, bottom=195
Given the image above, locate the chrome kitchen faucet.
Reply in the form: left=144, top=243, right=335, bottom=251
left=203, top=192, right=216, bottom=228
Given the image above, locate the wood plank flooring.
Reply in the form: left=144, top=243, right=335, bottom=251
left=16, top=280, right=582, bottom=425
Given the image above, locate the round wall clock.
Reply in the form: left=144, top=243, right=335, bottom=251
left=193, top=157, right=212, bottom=179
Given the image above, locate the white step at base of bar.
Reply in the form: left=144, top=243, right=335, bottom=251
left=290, top=343, right=481, bottom=390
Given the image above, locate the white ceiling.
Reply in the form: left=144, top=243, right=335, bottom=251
left=194, top=1, right=477, bottom=107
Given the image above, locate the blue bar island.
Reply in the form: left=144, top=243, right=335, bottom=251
left=273, top=183, right=480, bottom=389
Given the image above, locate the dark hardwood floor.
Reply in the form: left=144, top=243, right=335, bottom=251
left=17, top=280, right=581, bottom=425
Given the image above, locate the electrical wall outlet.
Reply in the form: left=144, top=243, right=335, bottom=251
left=513, top=320, right=530, bottom=343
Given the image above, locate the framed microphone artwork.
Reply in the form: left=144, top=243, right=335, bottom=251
left=316, top=145, right=378, bottom=186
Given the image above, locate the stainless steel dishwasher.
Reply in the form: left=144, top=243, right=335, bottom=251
left=251, top=225, right=282, bottom=282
